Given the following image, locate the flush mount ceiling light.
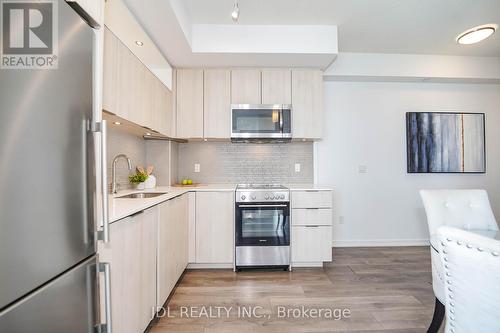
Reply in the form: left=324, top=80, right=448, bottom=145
left=113, top=121, right=121, bottom=125
left=135, top=40, right=144, bottom=47
left=456, top=24, right=497, bottom=45
left=145, top=132, right=151, bottom=136
left=231, top=1, right=239, bottom=21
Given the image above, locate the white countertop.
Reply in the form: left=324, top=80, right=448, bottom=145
left=286, top=184, right=333, bottom=191
left=108, top=184, right=236, bottom=223
left=108, top=183, right=333, bottom=223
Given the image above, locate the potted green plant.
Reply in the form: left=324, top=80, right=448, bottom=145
left=129, top=171, right=148, bottom=190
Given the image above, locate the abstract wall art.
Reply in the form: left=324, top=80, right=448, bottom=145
left=406, top=112, right=485, bottom=173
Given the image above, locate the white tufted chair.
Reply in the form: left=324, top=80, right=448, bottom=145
left=436, top=226, right=500, bottom=333
left=419, top=189, right=498, bottom=332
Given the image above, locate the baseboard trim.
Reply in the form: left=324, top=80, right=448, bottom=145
left=292, top=262, right=324, bottom=268
left=332, top=239, right=430, bottom=247
left=187, top=263, right=233, bottom=269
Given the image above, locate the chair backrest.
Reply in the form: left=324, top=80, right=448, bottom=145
left=420, top=190, right=498, bottom=236
left=437, top=226, right=500, bottom=333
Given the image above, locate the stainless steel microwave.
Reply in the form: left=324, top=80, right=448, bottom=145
left=231, top=104, right=292, bottom=142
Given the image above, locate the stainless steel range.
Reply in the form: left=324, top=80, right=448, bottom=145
left=235, top=184, right=291, bottom=270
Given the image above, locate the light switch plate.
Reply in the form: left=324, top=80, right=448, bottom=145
left=295, top=163, right=301, bottom=173
left=358, top=165, right=367, bottom=174
left=194, top=163, right=200, bottom=173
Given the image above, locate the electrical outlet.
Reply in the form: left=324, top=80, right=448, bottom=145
left=295, top=163, right=301, bottom=173
left=194, top=163, right=200, bottom=173
left=338, top=216, right=345, bottom=224
left=358, top=165, right=368, bottom=174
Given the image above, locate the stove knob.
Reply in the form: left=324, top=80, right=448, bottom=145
left=279, top=194, right=285, bottom=200
left=241, top=195, right=246, bottom=200
left=264, top=193, right=269, bottom=200
left=251, top=195, right=256, bottom=200
left=270, top=195, right=275, bottom=200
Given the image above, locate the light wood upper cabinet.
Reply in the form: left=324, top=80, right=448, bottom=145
left=153, top=78, right=174, bottom=137
left=231, top=69, right=262, bottom=104
left=262, top=69, right=292, bottom=104
left=204, top=69, right=231, bottom=139
left=176, top=69, right=204, bottom=139
left=195, top=192, right=234, bottom=264
left=102, top=28, right=122, bottom=117
left=291, top=69, right=323, bottom=139
left=103, top=27, right=173, bottom=137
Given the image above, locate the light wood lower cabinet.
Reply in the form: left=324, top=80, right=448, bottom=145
left=291, top=190, right=333, bottom=267
left=100, top=207, right=158, bottom=333
left=98, top=190, right=240, bottom=332
left=140, top=208, right=158, bottom=327
left=292, top=226, right=332, bottom=263
left=157, top=194, right=189, bottom=307
left=195, top=192, right=234, bottom=264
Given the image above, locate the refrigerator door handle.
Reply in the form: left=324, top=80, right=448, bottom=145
left=97, top=262, right=112, bottom=333
left=92, top=120, right=110, bottom=243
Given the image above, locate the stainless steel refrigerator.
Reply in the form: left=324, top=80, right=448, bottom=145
left=0, top=1, right=110, bottom=332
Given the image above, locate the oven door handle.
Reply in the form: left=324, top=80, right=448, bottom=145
left=238, top=204, right=288, bottom=208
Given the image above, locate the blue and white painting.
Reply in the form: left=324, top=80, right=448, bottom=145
left=406, top=112, right=485, bottom=173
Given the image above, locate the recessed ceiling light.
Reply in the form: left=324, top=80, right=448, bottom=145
left=135, top=40, right=144, bottom=47
left=231, top=1, right=239, bottom=21
left=113, top=121, right=121, bottom=125
left=456, top=24, right=497, bottom=45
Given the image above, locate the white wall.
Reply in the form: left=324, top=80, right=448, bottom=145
left=316, top=81, right=500, bottom=246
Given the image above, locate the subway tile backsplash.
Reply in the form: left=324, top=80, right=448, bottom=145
left=177, top=142, right=314, bottom=184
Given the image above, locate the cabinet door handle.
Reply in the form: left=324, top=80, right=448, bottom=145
left=305, top=225, right=320, bottom=228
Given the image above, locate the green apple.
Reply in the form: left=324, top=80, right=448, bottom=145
left=182, top=179, right=188, bottom=185
left=187, top=179, right=193, bottom=185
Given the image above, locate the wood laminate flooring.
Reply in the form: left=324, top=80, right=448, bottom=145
left=147, top=247, right=440, bottom=333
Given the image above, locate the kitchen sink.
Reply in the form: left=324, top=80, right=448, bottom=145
left=116, top=192, right=167, bottom=199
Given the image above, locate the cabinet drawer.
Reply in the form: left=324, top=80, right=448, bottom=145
left=292, top=226, right=332, bottom=263
left=292, top=208, right=332, bottom=226
left=291, top=191, right=332, bottom=209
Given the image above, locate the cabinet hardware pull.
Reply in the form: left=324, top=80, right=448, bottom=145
left=130, top=210, right=145, bottom=218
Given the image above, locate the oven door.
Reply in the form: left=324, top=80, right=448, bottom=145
left=231, top=104, right=291, bottom=139
left=235, top=203, right=290, bottom=246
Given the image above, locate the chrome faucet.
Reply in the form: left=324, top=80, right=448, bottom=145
left=111, top=154, right=132, bottom=194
